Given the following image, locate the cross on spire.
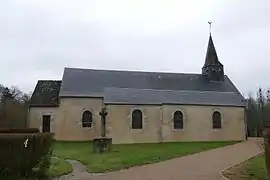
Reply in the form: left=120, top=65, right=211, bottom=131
left=208, top=21, right=212, bottom=35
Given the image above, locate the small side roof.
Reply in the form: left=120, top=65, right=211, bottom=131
left=29, top=80, right=62, bottom=107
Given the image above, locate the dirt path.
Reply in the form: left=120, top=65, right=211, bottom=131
left=57, top=139, right=262, bottom=180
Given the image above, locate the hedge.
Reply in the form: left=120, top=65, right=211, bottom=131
left=0, top=132, right=54, bottom=178
left=0, top=128, right=39, bottom=133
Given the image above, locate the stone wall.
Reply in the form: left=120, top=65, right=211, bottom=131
left=28, top=107, right=58, bottom=133
left=29, top=98, right=245, bottom=143
left=107, top=104, right=245, bottom=144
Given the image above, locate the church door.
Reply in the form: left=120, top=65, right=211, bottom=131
left=42, top=115, right=51, bottom=132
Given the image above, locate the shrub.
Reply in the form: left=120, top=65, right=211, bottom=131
left=0, top=128, right=39, bottom=133
left=0, top=132, right=54, bottom=178
left=33, top=133, right=54, bottom=178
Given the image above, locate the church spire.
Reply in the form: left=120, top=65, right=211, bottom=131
left=202, top=23, right=224, bottom=81
left=204, top=34, right=222, bottom=67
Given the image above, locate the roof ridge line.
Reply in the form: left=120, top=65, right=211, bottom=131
left=64, top=67, right=200, bottom=75
left=37, top=80, right=62, bottom=82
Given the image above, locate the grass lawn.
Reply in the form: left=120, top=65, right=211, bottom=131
left=53, top=141, right=239, bottom=173
left=223, top=154, right=270, bottom=180
left=49, top=157, right=73, bottom=177
left=244, top=155, right=269, bottom=180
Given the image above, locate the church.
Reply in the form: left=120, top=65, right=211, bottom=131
left=28, top=34, right=246, bottom=144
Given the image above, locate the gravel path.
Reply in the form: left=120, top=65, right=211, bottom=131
left=55, top=139, right=262, bottom=180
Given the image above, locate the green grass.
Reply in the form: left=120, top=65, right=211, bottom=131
left=223, top=154, right=270, bottom=180
left=244, top=154, right=270, bottom=180
left=49, top=157, right=73, bottom=177
left=52, top=141, right=239, bottom=173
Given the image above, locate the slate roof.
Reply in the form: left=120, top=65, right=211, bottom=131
left=29, top=80, right=62, bottom=107
left=59, top=67, right=245, bottom=107
left=104, top=87, right=245, bottom=107
left=204, top=35, right=223, bottom=67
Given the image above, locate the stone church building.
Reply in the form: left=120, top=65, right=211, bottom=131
left=28, top=35, right=246, bottom=144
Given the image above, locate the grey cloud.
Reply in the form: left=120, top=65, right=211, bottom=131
left=0, top=0, right=270, bottom=96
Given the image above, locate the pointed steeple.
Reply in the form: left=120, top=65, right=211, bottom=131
left=202, top=33, right=224, bottom=81
left=204, top=35, right=222, bottom=67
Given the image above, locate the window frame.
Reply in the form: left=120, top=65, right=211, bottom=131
left=82, top=110, right=93, bottom=128
left=131, top=109, right=143, bottom=129
left=173, top=110, right=184, bottom=130
left=212, top=111, right=222, bottom=129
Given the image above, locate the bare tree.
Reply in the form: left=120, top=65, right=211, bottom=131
left=0, top=85, right=30, bottom=128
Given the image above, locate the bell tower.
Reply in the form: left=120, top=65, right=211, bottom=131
left=202, top=22, right=224, bottom=81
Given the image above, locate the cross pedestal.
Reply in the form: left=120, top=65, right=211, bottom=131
left=93, top=137, right=112, bottom=153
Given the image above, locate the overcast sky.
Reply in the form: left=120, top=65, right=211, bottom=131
left=0, top=0, right=269, bottom=96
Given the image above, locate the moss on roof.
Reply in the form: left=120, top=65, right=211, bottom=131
left=29, top=80, right=61, bottom=107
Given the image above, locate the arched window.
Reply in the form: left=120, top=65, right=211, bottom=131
left=173, top=111, right=183, bottom=129
left=132, top=110, right=143, bottom=129
left=82, top=110, right=92, bottom=127
left=212, top=111, right=221, bottom=129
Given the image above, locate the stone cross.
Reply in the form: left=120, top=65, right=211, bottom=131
left=99, top=107, right=108, bottom=137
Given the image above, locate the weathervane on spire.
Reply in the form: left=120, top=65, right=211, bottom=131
left=208, top=21, right=212, bottom=35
